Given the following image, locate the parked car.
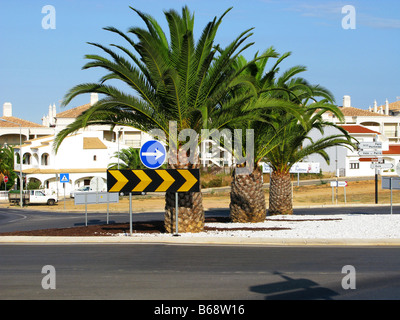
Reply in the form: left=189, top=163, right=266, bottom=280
left=70, top=186, right=92, bottom=198
left=8, top=190, right=58, bottom=206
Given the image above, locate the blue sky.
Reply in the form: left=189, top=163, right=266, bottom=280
left=0, top=0, right=399, bottom=123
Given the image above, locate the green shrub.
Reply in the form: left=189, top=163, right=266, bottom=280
left=206, top=177, right=223, bottom=188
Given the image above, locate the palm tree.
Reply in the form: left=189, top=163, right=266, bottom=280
left=53, top=6, right=260, bottom=232
left=266, top=99, right=357, bottom=215
left=228, top=49, right=307, bottom=222
left=228, top=49, right=356, bottom=220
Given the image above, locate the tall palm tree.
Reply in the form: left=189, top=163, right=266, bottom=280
left=228, top=49, right=356, bottom=220
left=266, top=99, right=357, bottom=215
left=228, top=50, right=307, bottom=222
left=53, top=6, right=260, bottom=232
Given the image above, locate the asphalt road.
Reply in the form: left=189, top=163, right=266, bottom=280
left=2, top=205, right=400, bottom=301
left=1, top=244, right=400, bottom=301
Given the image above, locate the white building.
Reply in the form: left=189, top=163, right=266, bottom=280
left=307, top=95, right=400, bottom=177
left=2, top=94, right=150, bottom=196
left=15, top=130, right=124, bottom=196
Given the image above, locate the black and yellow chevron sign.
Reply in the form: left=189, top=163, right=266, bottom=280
left=107, top=169, right=200, bottom=193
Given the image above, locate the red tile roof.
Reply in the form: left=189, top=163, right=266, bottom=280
left=383, top=145, right=400, bottom=155
left=56, top=103, right=91, bottom=118
left=0, top=116, right=44, bottom=128
left=340, top=107, right=388, bottom=117
left=379, top=100, right=400, bottom=111
left=340, top=125, right=380, bottom=135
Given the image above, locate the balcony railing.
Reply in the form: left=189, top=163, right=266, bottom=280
left=383, top=130, right=398, bottom=138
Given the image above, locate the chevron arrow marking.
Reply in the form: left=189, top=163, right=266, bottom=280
left=177, top=169, right=198, bottom=192
left=107, top=169, right=199, bottom=193
left=155, top=170, right=175, bottom=192
left=108, top=170, right=129, bottom=192
left=132, top=170, right=152, bottom=192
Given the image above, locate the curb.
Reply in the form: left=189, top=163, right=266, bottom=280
left=1, top=236, right=400, bottom=246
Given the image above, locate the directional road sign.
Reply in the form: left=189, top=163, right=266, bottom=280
left=60, top=173, right=70, bottom=183
left=396, top=162, right=400, bottom=176
left=358, top=157, right=382, bottom=162
left=90, top=176, right=104, bottom=192
left=330, top=181, right=347, bottom=187
left=74, top=192, right=119, bottom=205
left=358, top=150, right=382, bottom=156
left=382, top=177, right=400, bottom=190
left=370, top=163, right=394, bottom=169
left=107, top=169, right=200, bottom=193
left=358, top=142, right=382, bottom=149
left=140, top=140, right=166, bottom=169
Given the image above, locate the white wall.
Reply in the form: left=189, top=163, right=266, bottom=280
left=304, top=126, right=349, bottom=175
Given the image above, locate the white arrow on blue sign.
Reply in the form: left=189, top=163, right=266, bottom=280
left=140, top=140, right=166, bottom=169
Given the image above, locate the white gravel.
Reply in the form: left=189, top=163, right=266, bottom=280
left=122, top=214, right=400, bottom=239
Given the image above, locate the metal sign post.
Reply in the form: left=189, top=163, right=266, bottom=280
left=375, top=167, right=379, bottom=204
left=382, top=177, right=393, bottom=214
left=358, top=138, right=383, bottom=204
left=382, top=176, right=400, bottom=214
left=174, top=192, right=180, bottom=236
left=129, top=192, right=133, bottom=236
left=330, top=181, right=348, bottom=204
left=74, top=192, right=119, bottom=226
left=60, top=173, right=69, bottom=210
left=391, top=177, right=393, bottom=215
left=85, top=193, right=88, bottom=226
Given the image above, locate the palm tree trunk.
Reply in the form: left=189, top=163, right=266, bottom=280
left=164, top=188, right=204, bottom=233
left=230, top=166, right=266, bottom=222
left=268, top=170, right=293, bottom=215
left=164, top=149, right=204, bottom=233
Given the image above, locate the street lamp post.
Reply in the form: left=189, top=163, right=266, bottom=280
left=0, top=119, right=23, bottom=207
left=117, top=128, right=122, bottom=169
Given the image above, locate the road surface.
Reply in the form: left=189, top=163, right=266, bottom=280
left=1, top=244, right=400, bottom=300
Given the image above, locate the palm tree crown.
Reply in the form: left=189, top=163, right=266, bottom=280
left=54, top=6, right=259, bottom=155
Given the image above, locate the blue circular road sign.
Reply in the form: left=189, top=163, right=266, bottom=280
left=140, top=140, right=167, bottom=169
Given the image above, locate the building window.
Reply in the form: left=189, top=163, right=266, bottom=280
left=350, top=162, right=359, bottom=169
left=41, top=153, right=49, bottom=166
left=23, top=153, right=31, bottom=165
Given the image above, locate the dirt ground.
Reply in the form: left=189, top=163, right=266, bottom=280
left=0, top=179, right=394, bottom=236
